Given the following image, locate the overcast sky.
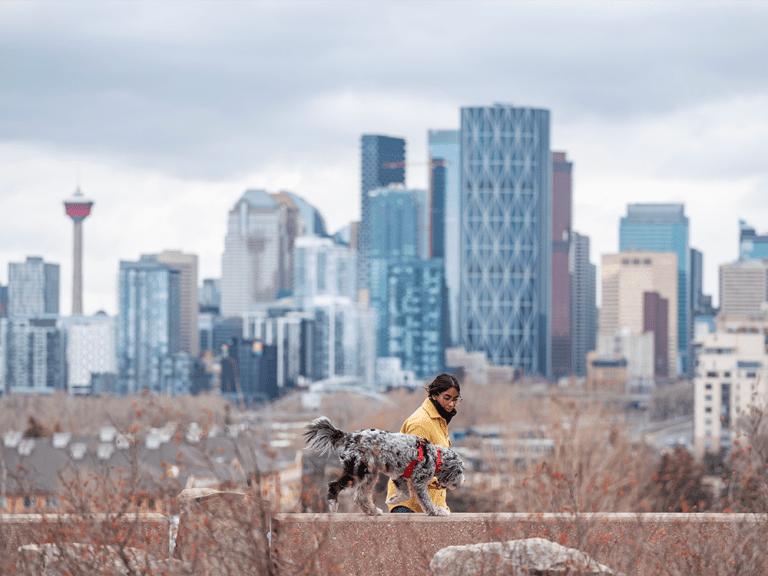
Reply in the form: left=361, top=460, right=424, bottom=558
left=2, top=0, right=767, bottom=315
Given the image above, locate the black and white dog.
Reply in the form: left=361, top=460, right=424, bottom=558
left=304, top=417, right=465, bottom=516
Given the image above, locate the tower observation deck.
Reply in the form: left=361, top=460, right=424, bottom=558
left=63, top=187, right=93, bottom=315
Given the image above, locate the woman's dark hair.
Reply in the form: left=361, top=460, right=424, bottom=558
left=425, top=373, right=460, bottom=397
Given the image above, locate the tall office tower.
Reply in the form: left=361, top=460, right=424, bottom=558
left=644, top=292, right=670, bottom=378
left=220, top=339, right=278, bottom=404
left=619, top=203, right=690, bottom=376
left=293, top=235, right=357, bottom=309
left=367, top=186, right=420, bottom=357
left=271, top=191, right=329, bottom=295
left=694, top=328, right=768, bottom=460
left=62, top=313, right=117, bottom=395
left=429, top=130, right=461, bottom=345
left=358, top=135, right=406, bottom=303
left=386, top=259, right=448, bottom=378
left=155, top=250, right=199, bottom=357
left=719, top=259, right=768, bottom=315
left=220, top=190, right=285, bottom=317
left=569, top=232, right=597, bottom=377
left=6, top=316, right=64, bottom=394
left=8, top=257, right=59, bottom=316
left=739, top=220, right=768, bottom=261
left=690, top=248, right=704, bottom=315
left=600, top=252, right=678, bottom=380
left=551, top=151, right=573, bottom=378
left=459, top=105, right=552, bottom=375
left=117, top=255, right=182, bottom=395
left=63, top=187, right=93, bottom=315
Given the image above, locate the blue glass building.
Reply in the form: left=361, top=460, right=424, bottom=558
left=117, top=255, right=182, bottom=395
left=739, top=220, right=768, bottom=261
left=359, top=135, right=405, bottom=299
left=459, top=105, right=552, bottom=376
left=619, top=203, right=690, bottom=376
left=386, top=259, right=448, bottom=378
left=428, top=130, right=461, bottom=346
left=368, top=186, right=420, bottom=357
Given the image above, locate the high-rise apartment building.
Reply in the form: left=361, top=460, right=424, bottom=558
left=221, top=190, right=286, bottom=317
left=117, top=255, right=182, bottom=395
left=358, top=135, right=406, bottom=302
left=600, top=251, right=678, bottom=380
left=459, top=105, right=552, bottom=375
left=739, top=220, right=768, bottom=261
left=8, top=257, right=59, bottom=316
left=428, top=130, right=461, bottom=345
left=619, top=203, right=690, bottom=376
left=693, top=328, right=768, bottom=460
left=569, top=232, right=597, bottom=377
left=690, top=248, right=704, bottom=315
left=719, top=259, right=768, bottom=316
left=551, top=151, right=572, bottom=378
left=155, top=250, right=199, bottom=357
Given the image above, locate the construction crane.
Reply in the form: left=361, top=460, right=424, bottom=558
left=381, top=156, right=452, bottom=258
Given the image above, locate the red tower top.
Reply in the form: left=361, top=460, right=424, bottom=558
left=63, top=187, right=94, bottom=223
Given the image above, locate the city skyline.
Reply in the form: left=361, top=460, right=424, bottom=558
left=2, top=1, right=767, bottom=315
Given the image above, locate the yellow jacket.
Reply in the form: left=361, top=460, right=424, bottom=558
left=386, top=397, right=451, bottom=512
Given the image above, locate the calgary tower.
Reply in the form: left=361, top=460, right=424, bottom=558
left=63, top=187, right=94, bottom=315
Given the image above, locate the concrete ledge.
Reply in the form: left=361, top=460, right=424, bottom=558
left=271, top=512, right=768, bottom=576
left=0, top=513, right=169, bottom=572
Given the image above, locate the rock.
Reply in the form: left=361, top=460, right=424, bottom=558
left=429, top=538, right=620, bottom=576
left=16, top=543, right=190, bottom=576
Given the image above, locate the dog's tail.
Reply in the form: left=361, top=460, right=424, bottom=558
left=304, top=416, right=346, bottom=455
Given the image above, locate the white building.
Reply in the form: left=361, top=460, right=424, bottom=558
left=220, top=190, right=286, bottom=318
left=63, top=313, right=117, bottom=395
left=596, top=328, right=655, bottom=384
left=719, top=259, right=768, bottom=316
left=694, top=330, right=768, bottom=460
left=293, top=235, right=357, bottom=309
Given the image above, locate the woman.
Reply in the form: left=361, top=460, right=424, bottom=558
left=387, top=372, right=462, bottom=514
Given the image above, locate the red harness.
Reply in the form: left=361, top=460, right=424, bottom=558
left=403, top=439, right=442, bottom=479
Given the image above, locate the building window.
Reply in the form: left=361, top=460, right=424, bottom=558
left=705, top=418, right=712, bottom=425
left=23, top=497, right=35, bottom=508
left=705, top=384, right=712, bottom=390
left=706, top=430, right=712, bottom=437
left=705, top=407, right=712, bottom=413
left=705, top=395, right=712, bottom=401
left=707, top=371, right=718, bottom=377
left=46, top=497, right=59, bottom=508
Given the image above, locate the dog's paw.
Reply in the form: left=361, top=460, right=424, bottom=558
left=375, top=507, right=384, bottom=516
left=328, top=501, right=339, bottom=514
left=386, top=492, right=409, bottom=506
left=429, top=506, right=450, bottom=517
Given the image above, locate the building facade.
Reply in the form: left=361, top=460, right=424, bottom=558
left=385, top=259, right=448, bottom=378
left=293, top=235, right=357, bottom=309
left=359, top=135, right=406, bottom=302
left=551, top=151, right=572, bottom=377
left=5, top=316, right=64, bottom=394
left=719, top=259, right=768, bottom=316
left=8, top=257, right=59, bottom=317
left=569, top=232, right=597, bottom=377
left=221, top=190, right=285, bottom=317
left=117, top=255, right=183, bottom=395
left=619, top=203, right=690, bottom=376
left=600, top=251, right=679, bottom=380
left=428, top=129, right=461, bottom=346
left=693, top=329, right=768, bottom=460
left=63, top=313, right=117, bottom=395
left=459, top=104, right=552, bottom=375
left=155, top=250, right=199, bottom=357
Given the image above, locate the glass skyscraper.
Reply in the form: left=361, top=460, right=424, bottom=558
left=619, top=203, right=690, bottom=376
left=117, top=255, right=182, bottom=395
left=428, top=129, right=461, bottom=346
left=459, top=105, right=552, bottom=376
left=739, top=220, right=768, bottom=261
left=359, top=135, right=405, bottom=300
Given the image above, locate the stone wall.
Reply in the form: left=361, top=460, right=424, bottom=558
left=271, top=512, right=768, bottom=576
